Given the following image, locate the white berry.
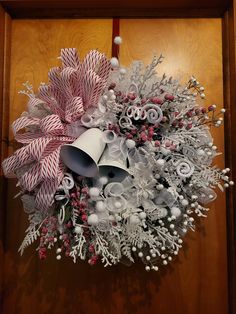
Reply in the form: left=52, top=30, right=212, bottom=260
left=87, top=214, right=99, bottom=226
left=110, top=57, right=119, bottom=68
left=114, top=36, right=122, bottom=45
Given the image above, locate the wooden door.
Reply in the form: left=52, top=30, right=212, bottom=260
left=1, top=18, right=227, bottom=314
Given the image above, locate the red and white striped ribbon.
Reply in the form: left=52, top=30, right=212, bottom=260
left=2, top=48, right=111, bottom=212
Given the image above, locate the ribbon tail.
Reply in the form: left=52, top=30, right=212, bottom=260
left=35, top=171, right=64, bottom=211
left=2, top=146, right=34, bottom=177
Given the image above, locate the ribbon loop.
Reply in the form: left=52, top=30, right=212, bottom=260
left=40, top=114, right=64, bottom=135
left=2, top=48, right=111, bottom=211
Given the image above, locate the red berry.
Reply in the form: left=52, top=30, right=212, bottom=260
left=128, top=93, right=136, bottom=100
left=126, top=133, right=133, bottom=139
left=131, top=128, right=137, bottom=135
left=208, top=105, right=216, bottom=111
left=81, top=187, right=89, bottom=195
left=141, top=125, right=146, bottom=131
left=141, top=99, right=147, bottom=104
left=140, top=132, right=148, bottom=141
left=164, top=94, right=175, bottom=101
left=201, top=108, right=207, bottom=114
left=171, top=120, right=178, bottom=127
left=80, top=201, right=87, bottom=208
left=186, top=123, right=193, bottom=130
left=151, top=97, right=163, bottom=105
left=108, top=83, right=116, bottom=90
left=165, top=140, right=171, bottom=147
left=82, top=214, right=87, bottom=222
left=89, top=245, right=95, bottom=253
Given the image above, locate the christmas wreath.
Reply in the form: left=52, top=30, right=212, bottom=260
left=2, top=37, right=233, bottom=271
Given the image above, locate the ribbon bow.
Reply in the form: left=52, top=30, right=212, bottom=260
left=2, top=48, right=111, bottom=211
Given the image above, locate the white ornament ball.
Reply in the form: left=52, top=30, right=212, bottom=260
left=126, top=139, right=136, bottom=149
left=197, top=149, right=205, bottom=156
left=170, top=206, right=181, bottom=217
left=156, top=159, right=165, bottom=167
left=96, top=201, right=105, bottom=212
left=120, top=68, right=127, bottom=75
left=98, top=176, right=108, bottom=186
left=138, top=252, right=143, bottom=258
left=56, top=255, right=61, bottom=260
left=74, top=226, right=82, bottom=234
left=229, top=181, right=234, bottom=186
left=114, top=36, right=122, bottom=45
left=110, top=57, right=119, bottom=68
left=181, top=199, right=189, bottom=206
left=145, top=266, right=150, bottom=272
left=130, top=215, right=140, bottom=225
left=114, top=201, right=122, bottom=209
left=89, top=187, right=100, bottom=197
left=156, top=184, right=164, bottom=190
left=87, top=214, right=99, bottom=226
left=139, top=212, right=147, bottom=220
left=56, top=248, right=62, bottom=254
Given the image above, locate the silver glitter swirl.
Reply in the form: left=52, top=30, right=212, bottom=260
left=175, top=159, right=195, bottom=178
left=126, top=103, right=163, bottom=124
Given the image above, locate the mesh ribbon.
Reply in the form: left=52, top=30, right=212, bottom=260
left=2, top=48, right=111, bottom=211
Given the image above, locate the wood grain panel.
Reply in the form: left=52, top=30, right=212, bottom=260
left=0, top=0, right=229, bottom=18
left=0, top=5, right=11, bottom=312
left=119, top=18, right=227, bottom=314
left=2, top=18, right=228, bottom=314
left=3, top=19, right=117, bottom=314
left=222, top=7, right=236, bottom=314
left=8, top=19, right=112, bottom=134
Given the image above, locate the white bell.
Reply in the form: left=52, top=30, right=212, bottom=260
left=98, top=147, right=129, bottom=182
left=60, top=128, right=106, bottom=177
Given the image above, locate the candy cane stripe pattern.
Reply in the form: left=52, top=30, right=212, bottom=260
left=2, top=48, right=111, bottom=212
